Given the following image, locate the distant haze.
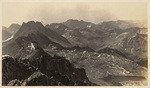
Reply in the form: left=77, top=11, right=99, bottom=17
left=2, top=2, right=148, bottom=27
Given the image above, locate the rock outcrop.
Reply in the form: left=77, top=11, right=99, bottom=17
left=2, top=56, right=36, bottom=85
left=2, top=45, right=96, bottom=86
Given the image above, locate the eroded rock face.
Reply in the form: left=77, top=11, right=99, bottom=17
left=98, top=47, right=127, bottom=58
left=2, top=56, right=36, bottom=85
left=7, top=79, right=22, bottom=86
left=2, top=46, right=96, bottom=86
left=18, top=47, right=95, bottom=86
left=7, top=72, right=61, bottom=86
left=21, top=72, right=60, bottom=86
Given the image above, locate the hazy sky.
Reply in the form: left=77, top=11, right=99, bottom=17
left=2, top=2, right=148, bottom=27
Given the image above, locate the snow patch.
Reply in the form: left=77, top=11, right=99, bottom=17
left=116, top=32, right=129, bottom=39
left=112, top=55, right=114, bottom=59
left=3, top=35, right=14, bottom=42
left=131, top=48, right=134, bottom=53
left=28, top=43, right=35, bottom=50
left=31, top=43, right=35, bottom=50
left=87, top=24, right=92, bottom=28
left=83, top=51, right=86, bottom=54
left=98, top=54, right=101, bottom=57
left=2, top=55, right=10, bottom=57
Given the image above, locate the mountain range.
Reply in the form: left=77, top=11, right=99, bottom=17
left=2, top=19, right=148, bottom=86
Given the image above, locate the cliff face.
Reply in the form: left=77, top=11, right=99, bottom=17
left=18, top=45, right=95, bottom=85
left=2, top=56, right=36, bottom=85
left=7, top=72, right=62, bottom=86
left=2, top=45, right=96, bottom=86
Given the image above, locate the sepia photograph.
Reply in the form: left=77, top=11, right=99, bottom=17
left=1, top=0, right=149, bottom=86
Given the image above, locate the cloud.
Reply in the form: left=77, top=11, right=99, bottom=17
left=2, top=2, right=147, bottom=27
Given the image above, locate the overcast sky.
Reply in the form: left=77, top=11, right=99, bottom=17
left=2, top=2, right=148, bottom=27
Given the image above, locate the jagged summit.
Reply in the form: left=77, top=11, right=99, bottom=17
left=65, top=19, right=84, bottom=22
left=3, top=20, right=72, bottom=56
left=65, top=19, right=87, bottom=22
left=22, top=21, right=44, bottom=26
left=63, top=19, right=95, bottom=29
left=64, top=19, right=92, bottom=25
left=14, top=21, right=44, bottom=38
left=21, top=21, right=44, bottom=31
left=13, top=20, right=71, bottom=47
